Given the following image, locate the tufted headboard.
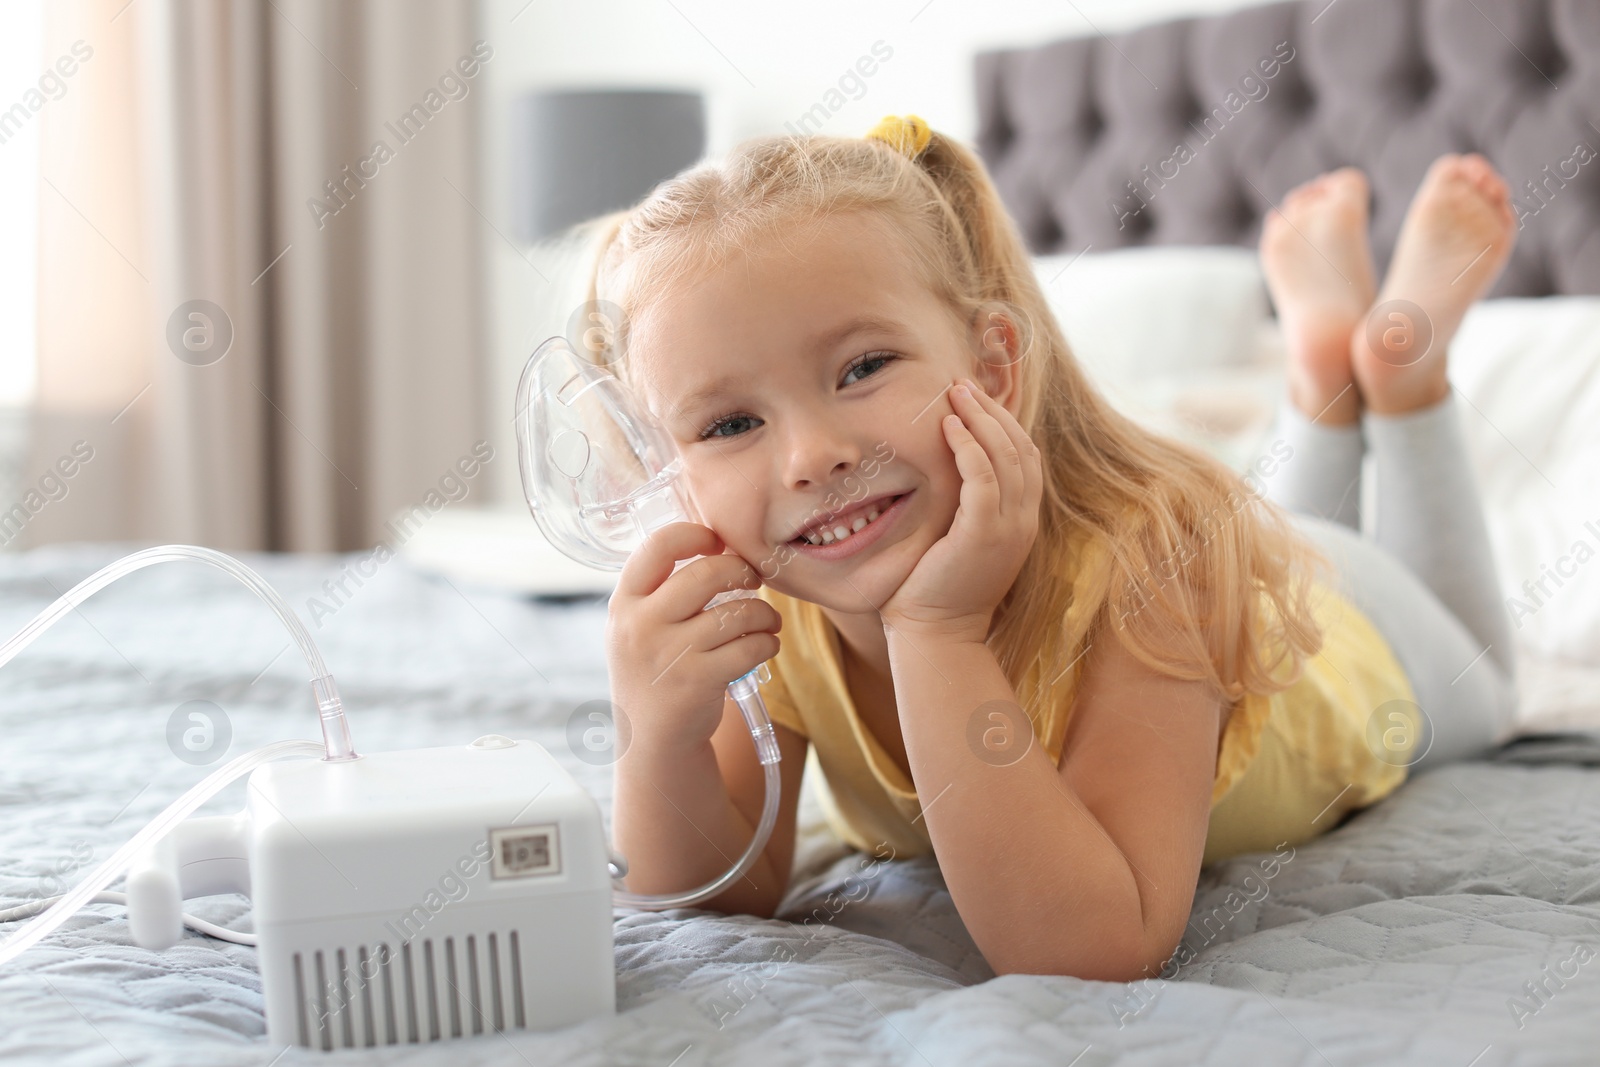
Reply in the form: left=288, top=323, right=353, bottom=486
left=975, top=0, right=1600, bottom=297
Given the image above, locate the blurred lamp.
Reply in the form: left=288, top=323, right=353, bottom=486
left=511, top=89, right=706, bottom=243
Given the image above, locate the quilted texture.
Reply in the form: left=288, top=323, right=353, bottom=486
left=2, top=546, right=1600, bottom=1064
left=974, top=0, right=1600, bottom=296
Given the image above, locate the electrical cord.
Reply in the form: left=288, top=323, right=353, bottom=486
left=0, top=892, right=257, bottom=946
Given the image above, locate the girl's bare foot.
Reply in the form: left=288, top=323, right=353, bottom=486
left=1259, top=167, right=1377, bottom=427
left=1353, top=153, right=1517, bottom=416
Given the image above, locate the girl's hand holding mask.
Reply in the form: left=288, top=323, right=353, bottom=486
left=607, top=523, right=781, bottom=754
left=879, top=378, right=1043, bottom=644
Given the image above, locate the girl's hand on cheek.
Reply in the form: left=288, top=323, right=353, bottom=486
left=879, top=379, right=1042, bottom=643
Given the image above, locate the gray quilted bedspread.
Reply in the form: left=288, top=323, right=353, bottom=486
left=3, top=546, right=1599, bottom=1066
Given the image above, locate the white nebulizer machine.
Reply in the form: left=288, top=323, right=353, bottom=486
left=0, top=335, right=781, bottom=1051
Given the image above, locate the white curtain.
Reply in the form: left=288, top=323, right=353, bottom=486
left=28, top=0, right=487, bottom=551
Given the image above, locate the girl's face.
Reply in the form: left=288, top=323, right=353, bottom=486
left=629, top=210, right=1021, bottom=617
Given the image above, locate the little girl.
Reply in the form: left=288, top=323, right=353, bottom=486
left=589, top=114, right=1520, bottom=981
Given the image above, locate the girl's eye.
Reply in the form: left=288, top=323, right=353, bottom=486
left=700, top=413, right=759, bottom=440
left=842, top=352, right=895, bottom=386
left=696, top=352, right=896, bottom=441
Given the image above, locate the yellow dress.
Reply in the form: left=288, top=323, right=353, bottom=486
left=753, top=522, right=1419, bottom=869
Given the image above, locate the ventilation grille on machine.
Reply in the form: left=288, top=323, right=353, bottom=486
left=292, top=932, right=526, bottom=1049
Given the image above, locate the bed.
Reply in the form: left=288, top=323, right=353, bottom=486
left=3, top=548, right=1600, bottom=1066
left=6, top=0, right=1600, bottom=1064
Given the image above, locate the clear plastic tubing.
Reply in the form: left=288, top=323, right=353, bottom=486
left=0, top=545, right=357, bottom=967
left=0, top=738, right=323, bottom=967
left=612, top=664, right=783, bottom=911
left=607, top=537, right=784, bottom=909
left=0, top=545, right=355, bottom=761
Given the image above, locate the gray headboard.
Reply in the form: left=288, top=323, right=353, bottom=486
left=975, top=0, right=1600, bottom=297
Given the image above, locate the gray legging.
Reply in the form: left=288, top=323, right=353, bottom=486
left=1248, top=389, right=1518, bottom=773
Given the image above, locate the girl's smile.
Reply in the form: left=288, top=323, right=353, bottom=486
left=787, top=489, right=913, bottom=559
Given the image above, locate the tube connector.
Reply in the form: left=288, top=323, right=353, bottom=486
left=311, top=674, right=358, bottom=762
left=729, top=664, right=780, bottom=765
left=726, top=660, right=771, bottom=702
left=748, top=722, right=781, bottom=766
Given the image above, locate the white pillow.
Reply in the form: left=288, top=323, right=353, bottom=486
left=1448, top=297, right=1600, bottom=665
left=1032, top=246, right=1272, bottom=381
left=1032, top=246, right=1286, bottom=474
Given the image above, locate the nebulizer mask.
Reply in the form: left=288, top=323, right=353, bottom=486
left=0, top=324, right=780, bottom=1050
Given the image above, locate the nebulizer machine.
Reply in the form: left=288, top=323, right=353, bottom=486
left=0, top=334, right=781, bottom=1050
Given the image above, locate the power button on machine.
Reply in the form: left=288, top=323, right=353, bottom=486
left=469, top=734, right=516, bottom=750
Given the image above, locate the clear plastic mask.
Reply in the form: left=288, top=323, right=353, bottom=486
left=515, top=335, right=692, bottom=571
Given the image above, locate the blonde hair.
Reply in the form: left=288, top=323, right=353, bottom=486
left=582, top=126, right=1331, bottom=724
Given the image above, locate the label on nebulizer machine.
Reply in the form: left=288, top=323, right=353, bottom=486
left=489, top=823, right=562, bottom=879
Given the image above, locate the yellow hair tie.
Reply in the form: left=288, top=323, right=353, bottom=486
left=865, top=114, right=933, bottom=161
